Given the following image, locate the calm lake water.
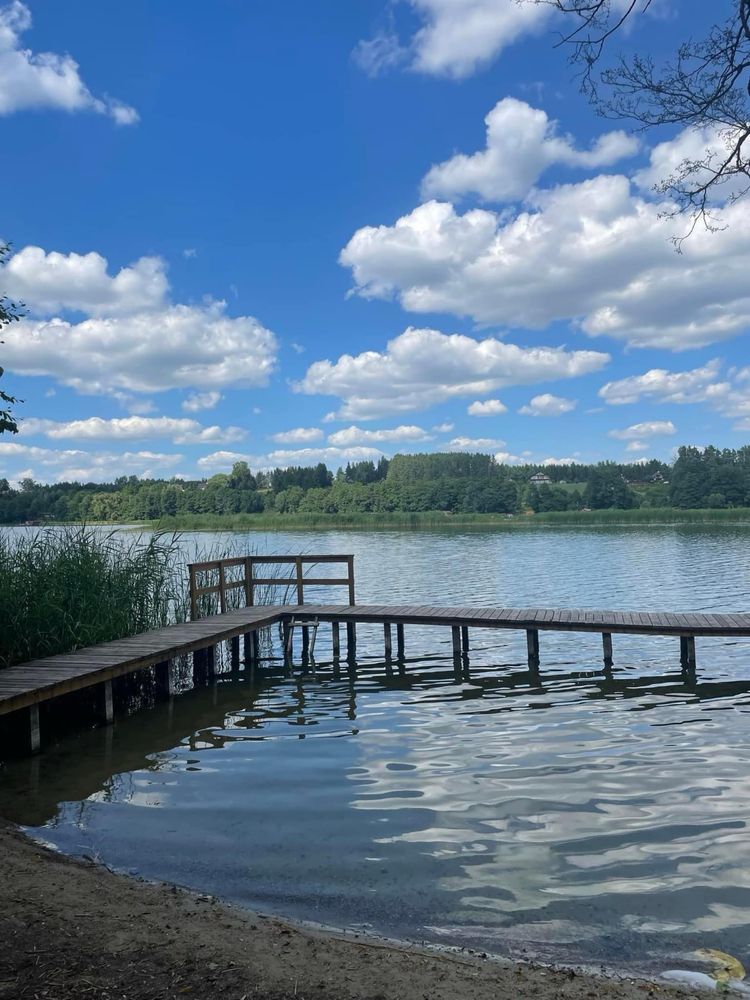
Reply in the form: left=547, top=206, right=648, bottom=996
left=2, top=524, right=750, bottom=975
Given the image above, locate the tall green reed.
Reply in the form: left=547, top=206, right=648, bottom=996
left=0, top=527, right=189, bottom=668
left=0, top=526, right=298, bottom=668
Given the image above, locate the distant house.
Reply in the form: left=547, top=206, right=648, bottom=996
left=529, top=472, right=552, bottom=485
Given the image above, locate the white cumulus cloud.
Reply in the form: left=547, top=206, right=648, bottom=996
left=1, top=244, right=279, bottom=399
left=297, top=326, right=608, bottom=420
left=467, top=399, right=507, bottom=416
left=19, top=416, right=246, bottom=445
left=5, top=303, right=277, bottom=396
left=197, top=446, right=385, bottom=474
left=0, top=442, right=180, bottom=483
left=182, top=391, right=222, bottom=412
left=609, top=420, right=677, bottom=440
left=380, top=0, right=552, bottom=79
left=598, top=361, right=728, bottom=406
left=2, top=246, right=167, bottom=316
left=270, top=427, right=325, bottom=444
left=340, top=174, right=750, bottom=351
left=422, top=98, right=638, bottom=203
left=449, top=435, right=505, bottom=451
left=327, top=424, right=432, bottom=446
left=0, top=2, right=137, bottom=122
left=518, top=393, right=576, bottom=417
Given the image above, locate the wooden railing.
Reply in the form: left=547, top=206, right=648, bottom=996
left=187, top=554, right=355, bottom=620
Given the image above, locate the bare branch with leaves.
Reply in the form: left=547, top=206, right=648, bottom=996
left=0, top=243, right=24, bottom=434
left=536, top=0, right=750, bottom=231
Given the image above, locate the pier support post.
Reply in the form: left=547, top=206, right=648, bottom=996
left=332, top=622, right=341, bottom=661
left=452, top=626, right=461, bottom=659
left=244, top=630, right=260, bottom=667
left=680, top=635, right=697, bottom=670
left=193, top=645, right=215, bottom=685
left=396, top=623, right=405, bottom=661
left=602, top=632, right=613, bottom=668
left=283, top=621, right=292, bottom=665
left=346, top=622, right=357, bottom=662
left=301, top=626, right=310, bottom=662
left=99, top=679, right=114, bottom=725
left=526, top=629, right=540, bottom=669
left=28, top=703, right=41, bottom=754
left=230, top=635, right=241, bottom=672
left=461, top=626, right=470, bottom=654
left=154, top=660, right=174, bottom=699
left=384, top=623, right=392, bottom=660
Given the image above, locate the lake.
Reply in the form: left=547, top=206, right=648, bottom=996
left=2, top=523, right=750, bottom=975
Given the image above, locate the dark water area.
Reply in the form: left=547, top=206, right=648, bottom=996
left=2, top=524, right=750, bottom=976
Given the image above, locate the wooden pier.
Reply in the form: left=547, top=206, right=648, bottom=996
left=1, top=553, right=749, bottom=755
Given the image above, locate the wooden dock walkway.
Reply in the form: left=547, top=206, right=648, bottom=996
left=1, top=553, right=749, bottom=755
left=0, top=553, right=750, bottom=752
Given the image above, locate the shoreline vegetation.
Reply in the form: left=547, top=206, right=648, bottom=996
left=3, top=446, right=750, bottom=527
left=149, top=505, right=750, bottom=530
left=0, top=819, right=689, bottom=1000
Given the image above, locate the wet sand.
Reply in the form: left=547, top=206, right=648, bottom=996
left=0, top=820, right=701, bottom=1000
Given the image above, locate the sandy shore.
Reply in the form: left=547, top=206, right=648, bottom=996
left=0, top=819, right=697, bottom=1000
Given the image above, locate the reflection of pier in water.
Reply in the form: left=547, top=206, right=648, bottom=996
left=8, top=650, right=750, bottom=828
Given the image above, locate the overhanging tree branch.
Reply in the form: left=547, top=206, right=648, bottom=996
left=534, top=0, right=750, bottom=233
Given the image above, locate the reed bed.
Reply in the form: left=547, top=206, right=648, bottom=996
left=0, top=527, right=296, bottom=669
left=155, top=507, right=750, bottom=531
left=531, top=507, right=750, bottom=525
left=0, top=527, right=190, bottom=669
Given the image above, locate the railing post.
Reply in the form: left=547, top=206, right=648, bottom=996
left=346, top=555, right=356, bottom=654
left=245, top=557, right=254, bottom=607
left=189, top=565, right=198, bottom=620
left=218, top=562, right=227, bottom=614
left=296, top=557, right=304, bottom=605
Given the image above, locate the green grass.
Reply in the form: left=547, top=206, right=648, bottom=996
left=151, top=507, right=750, bottom=531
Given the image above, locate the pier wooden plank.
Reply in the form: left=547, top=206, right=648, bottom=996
left=3, top=601, right=750, bottom=724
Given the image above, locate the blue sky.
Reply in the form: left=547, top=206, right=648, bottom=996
left=1, top=0, right=748, bottom=484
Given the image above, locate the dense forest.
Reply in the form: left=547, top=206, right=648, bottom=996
left=2, top=446, right=749, bottom=524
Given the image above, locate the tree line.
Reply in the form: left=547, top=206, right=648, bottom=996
left=1, top=446, right=749, bottom=523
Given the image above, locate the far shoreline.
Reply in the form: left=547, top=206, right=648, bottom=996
left=4, top=505, right=750, bottom=532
